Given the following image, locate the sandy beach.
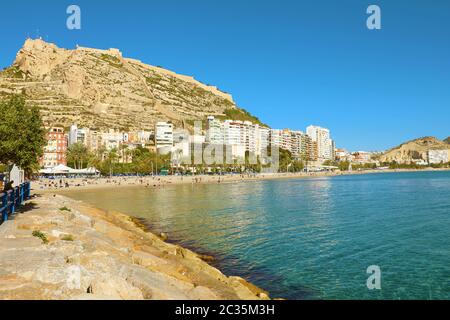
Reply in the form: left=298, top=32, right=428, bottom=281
left=34, top=168, right=450, bottom=192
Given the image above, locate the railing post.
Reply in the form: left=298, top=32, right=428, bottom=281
left=27, top=182, right=31, bottom=199
left=25, top=182, right=30, bottom=199
left=1, top=193, right=7, bottom=222
left=15, top=186, right=19, bottom=208
left=9, top=189, right=15, bottom=215
left=19, top=183, right=25, bottom=204
left=0, top=183, right=32, bottom=225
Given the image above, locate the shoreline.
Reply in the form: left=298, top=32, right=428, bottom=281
left=35, top=167, right=450, bottom=193
left=0, top=192, right=270, bottom=300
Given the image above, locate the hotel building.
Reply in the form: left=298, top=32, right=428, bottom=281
left=155, top=122, right=174, bottom=154
left=39, top=127, right=68, bottom=169
left=306, top=125, right=335, bottom=161
left=207, top=116, right=271, bottom=158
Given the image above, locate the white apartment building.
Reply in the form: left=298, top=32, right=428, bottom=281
left=352, top=151, right=373, bottom=164
left=245, top=122, right=265, bottom=156
left=137, top=131, right=152, bottom=144
left=206, top=116, right=224, bottom=144
left=428, top=150, right=449, bottom=164
left=335, top=148, right=351, bottom=162
left=223, top=120, right=244, bottom=146
left=69, top=125, right=77, bottom=146
left=69, top=125, right=88, bottom=146
left=259, top=127, right=270, bottom=152
left=306, top=125, right=334, bottom=161
left=270, top=129, right=282, bottom=148
left=155, top=122, right=174, bottom=154
left=281, top=129, right=292, bottom=152
left=101, top=130, right=124, bottom=151
left=206, top=116, right=271, bottom=158
left=290, top=130, right=307, bottom=158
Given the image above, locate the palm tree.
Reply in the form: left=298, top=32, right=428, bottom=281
left=67, top=143, right=88, bottom=169
left=106, top=148, right=119, bottom=177
left=119, top=144, right=130, bottom=164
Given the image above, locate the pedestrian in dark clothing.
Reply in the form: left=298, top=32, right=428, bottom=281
left=3, top=180, right=14, bottom=193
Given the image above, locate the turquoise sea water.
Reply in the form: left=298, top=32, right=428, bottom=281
left=65, top=171, right=450, bottom=299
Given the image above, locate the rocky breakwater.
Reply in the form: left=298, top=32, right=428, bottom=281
left=0, top=193, right=269, bottom=300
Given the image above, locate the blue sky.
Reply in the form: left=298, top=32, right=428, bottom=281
left=1, top=0, right=449, bottom=151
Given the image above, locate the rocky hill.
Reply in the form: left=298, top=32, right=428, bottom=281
left=0, top=39, right=261, bottom=131
left=380, top=136, right=450, bottom=163
left=444, top=137, right=450, bottom=144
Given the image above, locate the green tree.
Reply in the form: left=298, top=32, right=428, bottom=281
left=278, top=148, right=293, bottom=173
left=0, top=95, right=46, bottom=175
left=67, top=142, right=89, bottom=169
left=104, top=148, right=119, bottom=176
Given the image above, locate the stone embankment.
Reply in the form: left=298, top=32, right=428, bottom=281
left=0, top=193, right=269, bottom=300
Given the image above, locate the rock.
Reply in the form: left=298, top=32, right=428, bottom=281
left=123, top=265, right=194, bottom=300
left=258, top=292, right=270, bottom=300
left=159, top=232, right=168, bottom=241
left=131, top=251, right=168, bottom=268
left=0, top=193, right=267, bottom=300
left=89, top=276, right=144, bottom=300
left=71, top=294, right=123, bottom=300
left=51, top=230, right=69, bottom=238
left=188, top=286, right=220, bottom=300
left=197, top=254, right=215, bottom=262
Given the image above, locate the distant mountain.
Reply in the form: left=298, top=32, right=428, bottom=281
left=0, top=38, right=264, bottom=131
left=380, top=136, right=450, bottom=163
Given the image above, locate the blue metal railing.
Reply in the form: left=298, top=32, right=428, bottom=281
left=0, top=182, right=31, bottom=224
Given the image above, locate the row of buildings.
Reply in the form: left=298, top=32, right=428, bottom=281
left=39, top=125, right=154, bottom=168
left=335, top=149, right=377, bottom=164
left=334, top=148, right=450, bottom=165
left=156, top=117, right=336, bottom=164
left=38, top=119, right=337, bottom=169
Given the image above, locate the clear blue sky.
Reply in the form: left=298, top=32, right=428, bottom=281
left=1, top=0, right=449, bottom=151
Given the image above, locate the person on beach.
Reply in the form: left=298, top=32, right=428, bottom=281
left=3, top=180, right=14, bottom=193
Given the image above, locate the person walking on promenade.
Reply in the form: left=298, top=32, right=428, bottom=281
left=3, top=180, right=14, bottom=193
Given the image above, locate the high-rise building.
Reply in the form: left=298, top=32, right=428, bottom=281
left=69, top=125, right=78, bottom=146
left=68, top=124, right=89, bottom=146
left=309, top=140, right=318, bottom=161
left=86, top=130, right=102, bottom=152
left=281, top=129, right=292, bottom=152
left=270, top=129, right=282, bottom=148
left=223, top=120, right=244, bottom=146
left=259, top=127, right=270, bottom=153
left=155, top=122, right=174, bottom=154
left=206, top=116, right=224, bottom=145
left=39, top=127, right=68, bottom=168
left=306, top=125, right=334, bottom=161
left=290, top=131, right=307, bottom=158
